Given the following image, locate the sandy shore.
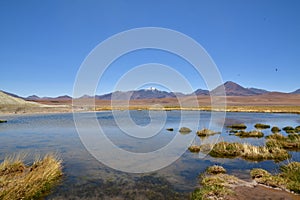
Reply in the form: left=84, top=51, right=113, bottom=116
left=1, top=105, right=300, bottom=118
left=229, top=184, right=299, bottom=200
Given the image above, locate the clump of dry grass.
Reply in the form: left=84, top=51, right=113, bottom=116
left=251, top=162, right=300, bottom=194
left=208, top=142, right=289, bottom=162
left=227, top=124, right=247, bottom=130
left=192, top=173, right=234, bottom=199
left=0, top=153, right=62, bottom=200
left=266, top=133, right=300, bottom=150
left=295, top=126, right=300, bottom=133
left=196, top=128, right=220, bottom=137
left=208, top=142, right=243, bottom=158
left=250, top=168, right=286, bottom=188
left=242, top=144, right=289, bottom=161
left=266, top=132, right=286, bottom=140
left=283, top=126, right=295, bottom=134
left=271, top=126, right=281, bottom=133
left=191, top=176, right=232, bottom=200
left=188, top=145, right=201, bottom=153
left=206, top=165, right=226, bottom=174
left=191, top=165, right=247, bottom=200
left=234, top=130, right=264, bottom=138
left=254, top=123, right=270, bottom=129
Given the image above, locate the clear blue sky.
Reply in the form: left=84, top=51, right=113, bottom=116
left=1, top=0, right=299, bottom=97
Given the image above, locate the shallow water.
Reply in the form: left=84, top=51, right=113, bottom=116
left=0, top=111, right=299, bottom=199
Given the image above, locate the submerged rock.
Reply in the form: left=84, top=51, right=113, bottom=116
left=179, top=127, right=192, bottom=133
left=196, top=128, right=220, bottom=137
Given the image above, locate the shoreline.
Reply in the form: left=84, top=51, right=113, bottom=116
left=95, top=105, right=300, bottom=114
left=1, top=105, right=300, bottom=118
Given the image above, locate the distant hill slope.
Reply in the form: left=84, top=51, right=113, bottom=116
left=1, top=90, right=24, bottom=99
left=26, top=95, right=41, bottom=100
left=247, top=88, right=269, bottom=95
left=95, top=89, right=183, bottom=100
left=0, top=91, right=41, bottom=106
left=0, top=91, right=71, bottom=114
left=25, top=95, right=72, bottom=101
left=192, top=89, right=209, bottom=96
left=291, top=89, right=300, bottom=94
left=211, top=81, right=258, bottom=96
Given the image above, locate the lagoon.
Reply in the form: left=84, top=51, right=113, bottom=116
left=0, top=111, right=299, bottom=199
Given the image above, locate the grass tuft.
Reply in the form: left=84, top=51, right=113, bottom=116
left=209, top=142, right=243, bottom=158
left=227, top=124, right=247, bottom=130
left=271, top=126, right=281, bottom=133
left=191, top=166, right=236, bottom=200
left=280, top=162, right=300, bottom=193
left=283, top=126, right=295, bottom=134
left=295, top=126, right=300, bottom=133
left=0, top=153, right=62, bottom=200
left=251, top=162, right=300, bottom=194
left=206, top=165, right=226, bottom=174
left=254, top=123, right=270, bottom=129
left=266, top=133, right=300, bottom=150
left=188, top=145, right=201, bottom=153
left=208, top=142, right=289, bottom=162
left=234, top=130, right=264, bottom=138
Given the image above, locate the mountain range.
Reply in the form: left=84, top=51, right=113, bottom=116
left=2, top=81, right=299, bottom=101
left=291, top=89, right=300, bottom=94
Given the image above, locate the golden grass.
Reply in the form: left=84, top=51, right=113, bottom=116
left=251, top=162, right=300, bottom=193
left=234, top=130, right=264, bottom=138
left=283, top=126, right=296, bottom=134
left=192, top=162, right=300, bottom=199
left=188, top=145, right=201, bottom=153
left=191, top=165, right=243, bottom=200
left=227, top=124, right=247, bottom=130
left=206, top=165, right=226, bottom=174
left=254, top=123, right=270, bottom=129
left=271, top=126, right=281, bottom=133
left=220, top=105, right=300, bottom=114
left=207, top=142, right=290, bottom=162
left=0, top=153, right=62, bottom=200
left=266, top=133, right=300, bottom=150
left=94, top=105, right=300, bottom=114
